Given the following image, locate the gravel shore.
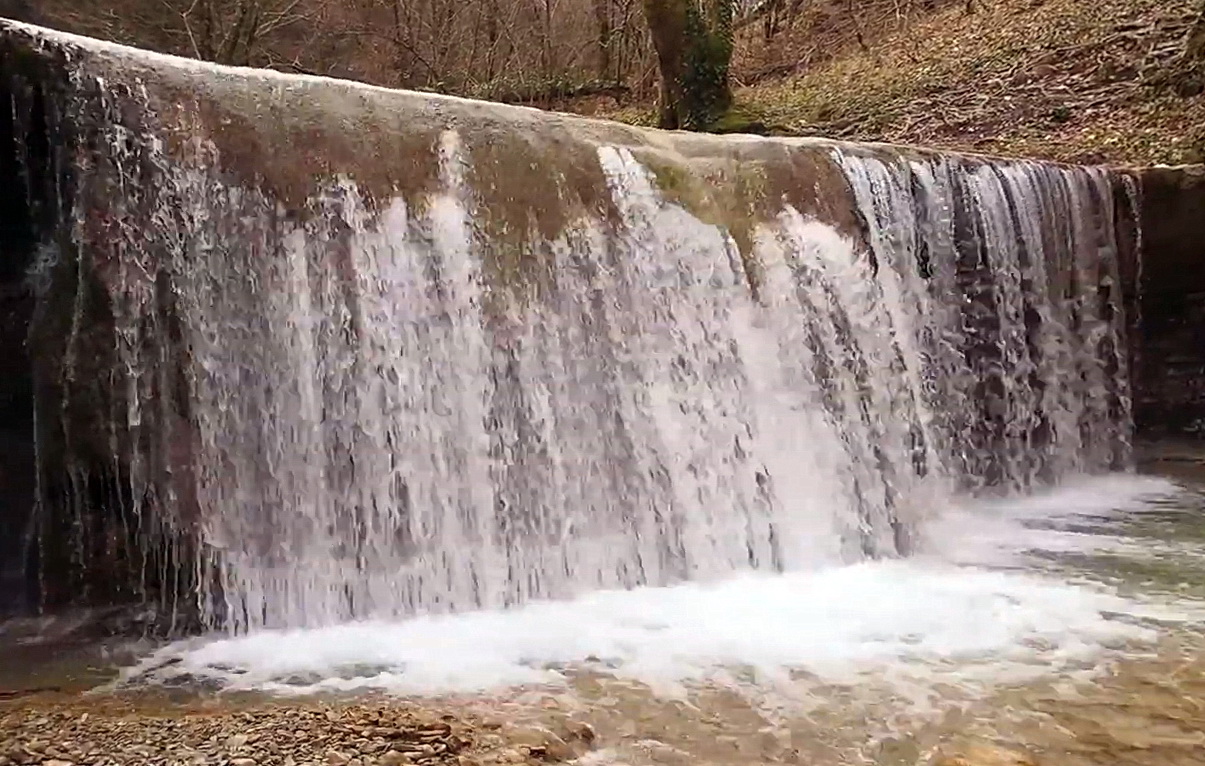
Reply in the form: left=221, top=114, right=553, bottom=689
left=0, top=695, right=594, bottom=766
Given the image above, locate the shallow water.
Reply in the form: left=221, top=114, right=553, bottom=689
left=7, top=467, right=1205, bottom=765
left=428, top=467, right=1205, bottom=765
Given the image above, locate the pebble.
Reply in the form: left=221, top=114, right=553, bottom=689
left=561, top=721, right=595, bottom=745
left=2, top=702, right=476, bottom=766
left=500, top=725, right=574, bottom=761
left=227, top=734, right=250, bottom=750
left=932, top=744, right=1038, bottom=766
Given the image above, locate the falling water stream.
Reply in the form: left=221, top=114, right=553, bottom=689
left=114, top=138, right=1134, bottom=632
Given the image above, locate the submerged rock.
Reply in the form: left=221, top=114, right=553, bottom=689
left=499, top=725, right=573, bottom=762
left=931, top=744, right=1037, bottom=766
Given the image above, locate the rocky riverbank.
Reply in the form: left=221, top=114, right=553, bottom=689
left=0, top=696, right=596, bottom=766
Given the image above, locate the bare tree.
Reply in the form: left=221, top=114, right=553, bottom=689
left=759, top=0, right=784, bottom=40
left=594, top=0, right=614, bottom=80
left=38, top=0, right=659, bottom=105
left=643, top=0, right=735, bottom=130
left=175, top=0, right=315, bottom=66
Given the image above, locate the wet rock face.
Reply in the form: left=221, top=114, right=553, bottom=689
left=0, top=41, right=43, bottom=617
left=1134, top=166, right=1205, bottom=438
left=0, top=26, right=195, bottom=624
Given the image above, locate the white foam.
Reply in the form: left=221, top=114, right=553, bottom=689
left=130, top=475, right=1200, bottom=699
left=921, top=473, right=1192, bottom=566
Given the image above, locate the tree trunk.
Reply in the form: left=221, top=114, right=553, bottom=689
left=540, top=0, right=553, bottom=85
left=642, top=0, right=734, bottom=130
left=1187, top=0, right=1205, bottom=65
left=0, top=0, right=41, bottom=24
left=1167, top=0, right=1205, bottom=96
left=595, top=0, right=613, bottom=82
left=762, top=0, right=783, bottom=41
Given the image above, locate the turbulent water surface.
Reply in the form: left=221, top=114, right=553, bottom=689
left=127, top=472, right=1203, bottom=694
left=5, top=468, right=1205, bottom=766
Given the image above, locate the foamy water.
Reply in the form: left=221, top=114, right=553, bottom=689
left=920, top=473, right=1198, bottom=565
left=125, top=475, right=1203, bottom=699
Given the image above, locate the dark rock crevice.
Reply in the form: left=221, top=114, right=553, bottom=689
left=1, top=31, right=203, bottom=630
left=1133, top=165, right=1205, bottom=438
left=0, top=28, right=66, bottom=617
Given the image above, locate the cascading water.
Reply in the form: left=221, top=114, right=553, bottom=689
left=137, top=142, right=1133, bottom=632
left=0, top=22, right=1137, bottom=633
left=834, top=153, right=1133, bottom=490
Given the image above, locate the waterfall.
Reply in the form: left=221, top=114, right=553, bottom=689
left=0, top=23, right=1137, bottom=632
left=129, top=139, right=1132, bottom=632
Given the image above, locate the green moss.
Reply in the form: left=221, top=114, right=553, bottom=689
left=644, top=159, right=692, bottom=200
left=638, top=152, right=770, bottom=300
left=677, top=0, right=734, bottom=130
left=646, top=0, right=735, bottom=130
left=710, top=110, right=762, bottom=134
left=462, top=131, right=620, bottom=309
left=475, top=216, right=551, bottom=310
left=707, top=99, right=786, bottom=135
left=728, top=166, right=769, bottom=299
left=610, top=105, right=659, bottom=127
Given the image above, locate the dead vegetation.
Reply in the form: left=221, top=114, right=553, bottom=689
left=736, top=0, right=1205, bottom=165
left=35, top=0, right=660, bottom=103
left=20, top=0, right=1205, bottom=164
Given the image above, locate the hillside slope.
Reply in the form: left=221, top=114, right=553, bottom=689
left=597, top=0, right=1205, bottom=166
